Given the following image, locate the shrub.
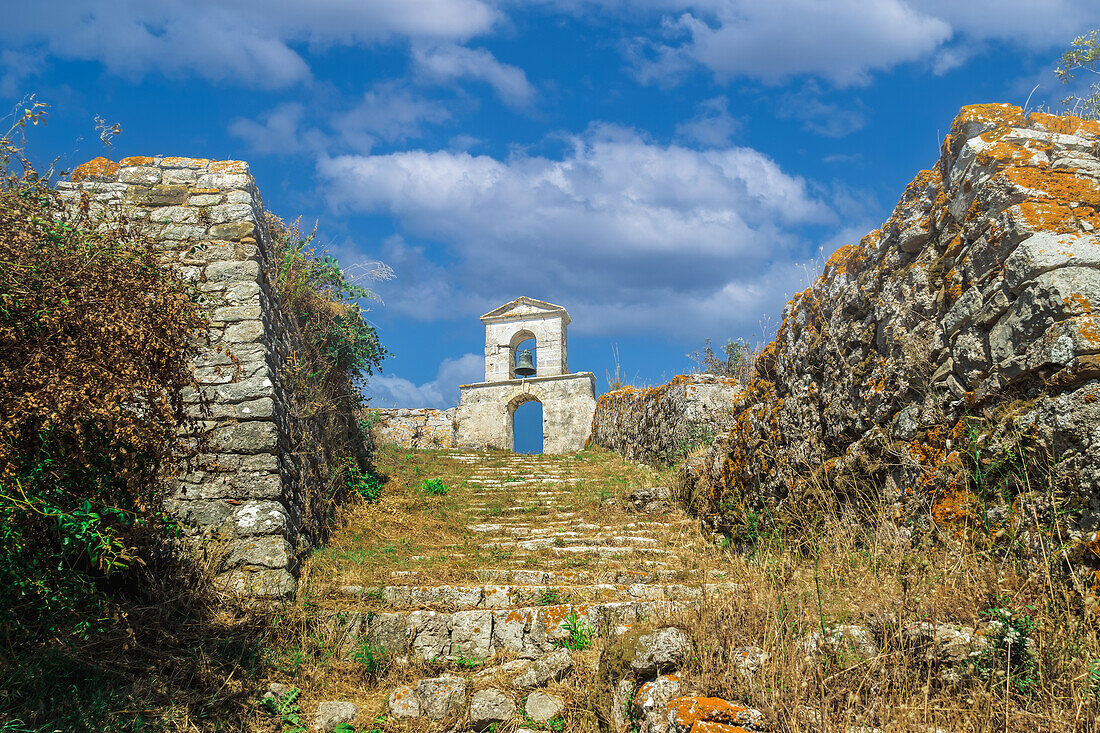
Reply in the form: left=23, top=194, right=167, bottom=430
left=421, top=478, right=449, bottom=496
left=0, top=104, right=207, bottom=643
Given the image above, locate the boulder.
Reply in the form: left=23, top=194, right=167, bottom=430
left=313, top=701, right=358, bottom=733
left=525, top=691, right=565, bottom=723
left=416, top=676, right=467, bottom=721
left=470, top=688, right=516, bottom=730
left=387, top=686, right=421, bottom=719
left=632, top=627, right=691, bottom=677
left=632, top=674, right=684, bottom=733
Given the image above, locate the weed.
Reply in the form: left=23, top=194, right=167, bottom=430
left=539, top=588, right=567, bottom=605
left=352, top=640, right=387, bottom=675
left=555, top=610, right=593, bottom=651
left=261, top=687, right=307, bottom=733
left=452, top=645, right=484, bottom=669
left=421, top=478, right=449, bottom=496
left=970, top=600, right=1038, bottom=697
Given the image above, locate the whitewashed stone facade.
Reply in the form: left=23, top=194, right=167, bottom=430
left=455, top=298, right=596, bottom=453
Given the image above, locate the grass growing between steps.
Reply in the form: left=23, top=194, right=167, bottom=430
left=299, top=444, right=700, bottom=594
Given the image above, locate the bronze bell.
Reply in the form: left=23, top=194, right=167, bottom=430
left=515, top=349, right=536, bottom=377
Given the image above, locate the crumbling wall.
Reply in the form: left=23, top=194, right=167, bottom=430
left=369, top=408, right=457, bottom=449
left=687, top=105, right=1100, bottom=592
left=60, top=155, right=355, bottom=597
left=588, top=374, right=740, bottom=465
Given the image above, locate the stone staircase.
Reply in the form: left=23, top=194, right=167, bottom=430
left=297, top=448, right=732, bottom=731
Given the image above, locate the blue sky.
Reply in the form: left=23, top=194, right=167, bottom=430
left=3, top=1, right=1099, bottom=412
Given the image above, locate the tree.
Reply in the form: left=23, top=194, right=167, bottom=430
left=1055, top=29, right=1100, bottom=119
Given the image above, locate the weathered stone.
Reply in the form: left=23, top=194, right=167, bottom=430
left=450, top=609, right=494, bottom=659
left=368, top=613, right=410, bottom=654
left=524, top=691, right=565, bottom=723
left=118, top=166, right=160, bottom=185
left=217, top=567, right=295, bottom=598
left=226, top=320, right=265, bottom=343
left=209, top=422, right=278, bottom=454
left=470, top=688, right=516, bottom=730
left=208, top=222, right=256, bottom=240
left=633, top=674, right=683, bottom=733
left=800, top=624, right=878, bottom=659
left=611, top=678, right=636, bottom=732
left=206, top=260, right=260, bottom=283
left=388, top=686, right=421, bottom=719
left=313, top=701, right=358, bottom=733
left=129, top=185, right=189, bottom=206
left=513, top=648, right=574, bottom=690
left=224, top=535, right=291, bottom=569
left=631, top=485, right=673, bottom=513
left=407, top=611, right=451, bottom=659
left=666, top=697, right=765, bottom=733
left=232, top=500, right=287, bottom=536
left=632, top=627, right=691, bottom=677
left=416, top=676, right=467, bottom=721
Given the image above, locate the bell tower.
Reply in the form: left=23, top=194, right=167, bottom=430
left=456, top=297, right=595, bottom=453
left=481, top=297, right=569, bottom=382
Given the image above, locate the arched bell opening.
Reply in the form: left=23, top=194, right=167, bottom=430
left=508, top=394, right=544, bottom=454
left=508, top=329, right=538, bottom=379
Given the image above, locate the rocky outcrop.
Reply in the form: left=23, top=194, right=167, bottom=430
left=590, top=375, right=740, bottom=465
left=687, top=105, right=1100, bottom=592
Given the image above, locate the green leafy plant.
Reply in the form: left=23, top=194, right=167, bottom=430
left=538, top=588, right=567, bottom=606
left=1056, top=29, right=1100, bottom=119
left=352, top=640, right=387, bottom=675
left=347, top=460, right=384, bottom=502
left=452, top=644, right=484, bottom=669
left=261, top=687, right=307, bottom=733
left=969, top=600, right=1038, bottom=697
left=554, top=610, right=593, bottom=651
left=421, top=478, right=449, bottom=496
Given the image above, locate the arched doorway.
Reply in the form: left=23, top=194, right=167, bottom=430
left=508, top=395, right=544, bottom=454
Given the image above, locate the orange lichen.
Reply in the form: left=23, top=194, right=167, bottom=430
left=118, top=156, right=155, bottom=167
left=668, top=697, right=758, bottom=731
left=160, top=156, right=210, bottom=169
left=1027, top=111, right=1100, bottom=138
left=71, top=156, right=120, bottom=182
left=209, top=160, right=248, bottom=174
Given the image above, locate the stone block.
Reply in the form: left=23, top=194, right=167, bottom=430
left=198, top=172, right=252, bottom=190
left=213, top=304, right=262, bottom=323
left=524, top=692, right=564, bottom=723
left=407, top=610, right=451, bottom=659
left=313, top=701, right=358, bottom=733
left=150, top=205, right=200, bottom=224
left=119, top=166, right=160, bottom=185
left=209, top=421, right=278, bottom=453
left=388, top=686, right=421, bottom=719
left=129, top=185, right=189, bottom=206
left=210, top=203, right=254, bottom=223
left=209, top=222, right=256, bottom=241
left=224, top=535, right=292, bottom=569
left=416, top=676, right=467, bottom=721
left=217, top=567, right=296, bottom=598
left=206, top=260, right=260, bottom=282
left=225, top=321, right=264, bottom=344
left=450, top=610, right=493, bottom=659
left=470, top=688, right=516, bottom=730
left=232, top=500, right=288, bottom=536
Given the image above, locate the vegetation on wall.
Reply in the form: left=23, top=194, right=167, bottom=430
left=1056, top=29, right=1100, bottom=119
left=0, top=101, right=208, bottom=644
left=265, top=213, right=389, bottom=525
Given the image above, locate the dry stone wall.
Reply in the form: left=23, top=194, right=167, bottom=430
left=369, top=408, right=457, bottom=449
left=59, top=155, right=355, bottom=598
left=589, top=374, right=740, bottom=465
left=685, top=105, right=1100, bottom=593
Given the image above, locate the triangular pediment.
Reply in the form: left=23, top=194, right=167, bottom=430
left=480, top=296, right=570, bottom=324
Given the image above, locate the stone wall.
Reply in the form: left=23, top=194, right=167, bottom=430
left=589, top=374, right=740, bottom=465
left=456, top=373, right=596, bottom=453
left=686, top=106, right=1100, bottom=588
left=59, top=155, right=356, bottom=597
left=369, top=408, right=457, bottom=449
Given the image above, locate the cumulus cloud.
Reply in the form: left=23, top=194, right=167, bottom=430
left=317, top=124, right=835, bottom=338
left=228, top=103, right=330, bottom=155
left=0, top=1, right=498, bottom=88
left=413, top=44, right=536, bottom=108
left=365, top=352, right=483, bottom=408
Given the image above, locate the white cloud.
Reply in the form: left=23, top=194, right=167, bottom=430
left=318, top=124, right=835, bottom=338
left=332, top=85, right=453, bottom=151
left=674, top=96, right=740, bottom=146
left=0, top=1, right=498, bottom=88
left=413, top=43, right=536, bottom=108
left=228, top=103, right=331, bottom=155
left=365, top=352, right=483, bottom=408
left=777, top=85, right=868, bottom=138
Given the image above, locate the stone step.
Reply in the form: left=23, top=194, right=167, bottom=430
left=350, top=600, right=693, bottom=660
left=389, top=568, right=724, bottom=585
left=335, top=581, right=730, bottom=610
